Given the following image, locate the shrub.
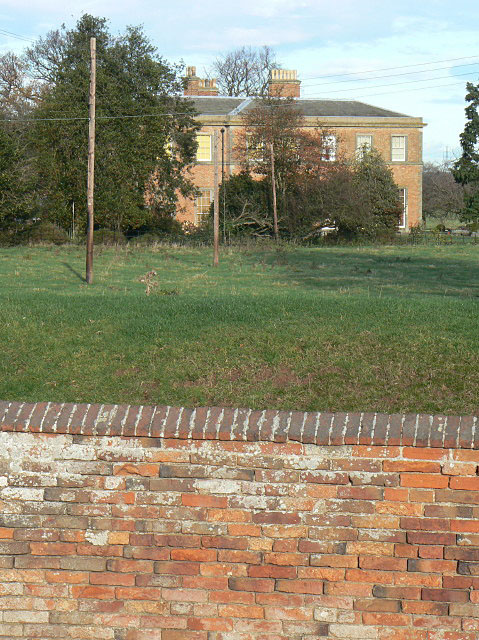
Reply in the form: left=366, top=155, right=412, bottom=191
left=129, top=232, right=164, bottom=246
left=22, top=221, right=69, bottom=245
left=93, top=229, right=126, bottom=245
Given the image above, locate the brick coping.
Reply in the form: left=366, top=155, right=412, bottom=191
left=0, top=401, right=477, bottom=449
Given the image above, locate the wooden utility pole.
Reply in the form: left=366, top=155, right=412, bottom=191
left=86, top=37, right=96, bottom=285
left=270, top=142, right=279, bottom=240
left=213, top=130, right=219, bottom=266
left=221, top=127, right=226, bottom=243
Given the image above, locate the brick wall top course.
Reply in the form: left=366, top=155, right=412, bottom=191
left=0, top=401, right=475, bottom=449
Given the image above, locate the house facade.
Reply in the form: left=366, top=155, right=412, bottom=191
left=177, top=67, right=425, bottom=230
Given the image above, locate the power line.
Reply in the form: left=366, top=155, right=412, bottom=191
left=1, top=111, right=189, bottom=123
left=300, top=54, right=479, bottom=82
left=301, top=61, right=479, bottom=88
left=0, top=28, right=35, bottom=43
left=305, top=70, right=476, bottom=97
left=341, top=78, right=473, bottom=101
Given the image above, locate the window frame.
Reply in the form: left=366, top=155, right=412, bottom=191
left=391, top=135, right=407, bottom=162
left=196, top=134, right=212, bottom=162
left=356, top=134, right=373, bottom=158
left=398, top=187, right=408, bottom=229
left=194, top=188, right=213, bottom=224
left=322, top=134, right=337, bottom=162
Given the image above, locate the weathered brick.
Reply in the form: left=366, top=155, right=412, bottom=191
left=218, top=603, right=264, bottom=618
left=450, top=476, right=479, bottom=491
left=373, top=585, right=421, bottom=600
left=421, top=588, right=469, bottom=602
left=354, top=599, right=400, bottom=612
left=400, top=473, right=449, bottom=488
left=276, top=579, right=324, bottom=594
left=407, top=531, right=456, bottom=546
left=407, top=558, right=457, bottom=573
left=400, top=517, right=450, bottom=531
left=0, top=541, right=30, bottom=555
left=228, top=577, right=274, bottom=592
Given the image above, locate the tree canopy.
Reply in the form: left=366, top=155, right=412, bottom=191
left=211, top=46, right=280, bottom=97
left=7, top=15, right=199, bottom=234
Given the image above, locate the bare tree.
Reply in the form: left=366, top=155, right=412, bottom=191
left=211, top=46, right=279, bottom=97
left=0, top=53, right=40, bottom=116
left=423, top=161, right=464, bottom=223
left=235, top=97, right=333, bottom=236
left=24, top=28, right=67, bottom=84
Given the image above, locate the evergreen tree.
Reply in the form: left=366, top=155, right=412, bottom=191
left=29, top=15, right=198, bottom=233
left=348, top=147, right=402, bottom=238
left=0, top=123, right=30, bottom=232
left=453, top=82, right=479, bottom=222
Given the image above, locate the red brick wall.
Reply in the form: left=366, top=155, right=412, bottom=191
left=1, top=402, right=479, bottom=639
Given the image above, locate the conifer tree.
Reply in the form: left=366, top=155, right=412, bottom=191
left=453, top=82, right=479, bottom=222
left=28, top=15, right=198, bottom=233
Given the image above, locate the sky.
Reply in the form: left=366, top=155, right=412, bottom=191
left=1, top=0, right=479, bottom=162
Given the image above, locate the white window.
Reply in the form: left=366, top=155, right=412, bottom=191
left=398, top=188, right=408, bottom=228
left=196, top=134, right=211, bottom=162
left=195, top=189, right=213, bottom=223
left=391, top=135, right=407, bottom=162
left=322, top=134, right=336, bottom=161
left=356, top=134, right=372, bottom=158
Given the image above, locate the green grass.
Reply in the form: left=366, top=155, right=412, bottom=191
left=1, top=242, right=478, bottom=414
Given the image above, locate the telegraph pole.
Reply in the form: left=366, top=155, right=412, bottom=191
left=213, top=130, right=220, bottom=266
left=221, top=127, right=226, bottom=243
left=270, top=142, right=279, bottom=240
left=86, top=37, right=96, bottom=284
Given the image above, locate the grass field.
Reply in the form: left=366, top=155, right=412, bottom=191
left=1, top=242, right=478, bottom=414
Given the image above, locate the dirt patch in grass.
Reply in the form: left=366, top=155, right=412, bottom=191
left=180, top=366, right=313, bottom=390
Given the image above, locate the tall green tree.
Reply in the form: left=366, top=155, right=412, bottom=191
left=29, top=15, right=199, bottom=232
left=453, top=82, right=479, bottom=222
left=0, top=124, right=20, bottom=230
left=350, top=147, right=402, bottom=237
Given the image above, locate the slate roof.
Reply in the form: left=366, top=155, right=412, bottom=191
left=188, top=96, right=410, bottom=119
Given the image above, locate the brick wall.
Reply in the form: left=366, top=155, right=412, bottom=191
left=1, top=401, right=479, bottom=640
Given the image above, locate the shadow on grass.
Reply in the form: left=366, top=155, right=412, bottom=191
left=252, top=247, right=479, bottom=299
left=62, top=262, right=86, bottom=283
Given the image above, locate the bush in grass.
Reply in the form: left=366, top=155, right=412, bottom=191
left=129, top=232, right=164, bottom=246
left=93, top=229, right=126, bottom=245
left=22, top=221, right=69, bottom=245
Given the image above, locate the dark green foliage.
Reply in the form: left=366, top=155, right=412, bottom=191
left=453, top=82, right=479, bottom=222
left=129, top=232, right=165, bottom=246
left=227, top=149, right=401, bottom=240
left=92, top=229, right=126, bottom=245
left=22, top=221, right=69, bottom=245
left=29, top=15, right=198, bottom=234
left=216, top=172, right=271, bottom=238
left=0, top=123, right=31, bottom=231
left=347, top=147, right=402, bottom=239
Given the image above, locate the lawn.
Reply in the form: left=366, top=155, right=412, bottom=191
left=1, top=241, right=478, bottom=414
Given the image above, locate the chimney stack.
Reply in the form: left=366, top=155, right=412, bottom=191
left=268, top=69, right=301, bottom=98
left=184, top=66, right=219, bottom=96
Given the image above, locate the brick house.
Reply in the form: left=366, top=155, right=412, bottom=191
left=177, top=66, right=425, bottom=230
